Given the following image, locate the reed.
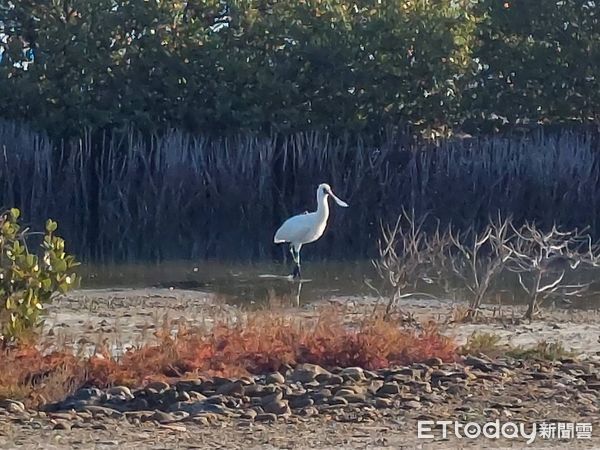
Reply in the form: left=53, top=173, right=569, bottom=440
left=1, top=121, right=599, bottom=262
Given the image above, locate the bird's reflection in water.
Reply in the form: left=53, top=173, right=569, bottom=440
left=265, top=279, right=305, bottom=308
left=292, top=280, right=303, bottom=307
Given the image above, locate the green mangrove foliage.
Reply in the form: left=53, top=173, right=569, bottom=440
left=0, top=209, right=79, bottom=344
left=1, top=0, right=596, bottom=137
left=467, top=0, right=600, bottom=130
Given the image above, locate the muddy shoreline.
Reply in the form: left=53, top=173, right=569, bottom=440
left=44, top=288, right=600, bottom=359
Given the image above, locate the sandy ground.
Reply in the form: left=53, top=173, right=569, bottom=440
left=3, top=418, right=600, bottom=450
left=42, top=288, right=600, bottom=360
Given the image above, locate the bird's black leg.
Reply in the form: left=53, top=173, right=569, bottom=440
left=289, top=245, right=297, bottom=278
left=289, top=245, right=301, bottom=279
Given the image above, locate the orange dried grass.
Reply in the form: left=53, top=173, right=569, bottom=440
left=84, top=310, right=457, bottom=386
left=1, top=309, right=457, bottom=404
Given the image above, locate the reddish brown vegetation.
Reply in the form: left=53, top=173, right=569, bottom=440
left=0, top=309, right=457, bottom=406
left=0, top=345, right=85, bottom=407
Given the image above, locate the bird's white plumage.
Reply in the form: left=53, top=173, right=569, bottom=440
left=274, top=212, right=325, bottom=245
left=273, top=183, right=348, bottom=278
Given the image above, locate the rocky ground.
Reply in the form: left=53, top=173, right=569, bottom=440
left=2, top=288, right=600, bottom=449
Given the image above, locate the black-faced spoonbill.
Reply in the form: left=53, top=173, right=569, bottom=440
left=274, top=183, right=349, bottom=279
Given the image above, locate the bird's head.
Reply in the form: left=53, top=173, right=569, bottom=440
left=318, top=183, right=349, bottom=207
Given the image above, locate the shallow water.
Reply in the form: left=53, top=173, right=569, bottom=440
left=78, top=260, right=378, bottom=306
left=78, top=260, right=600, bottom=310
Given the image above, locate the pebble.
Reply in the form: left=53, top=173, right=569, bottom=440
left=216, top=381, right=244, bottom=396
left=4, top=401, right=26, bottom=415
left=328, top=397, right=349, bottom=406
left=52, top=420, right=72, bottom=431
left=108, top=386, right=134, bottom=400
left=205, top=394, right=226, bottom=405
left=336, top=393, right=366, bottom=403
left=340, top=367, right=365, bottom=381
left=255, top=413, right=278, bottom=422
left=265, top=372, right=285, bottom=384
left=376, top=382, right=401, bottom=396
left=169, top=401, right=232, bottom=416
left=299, top=406, right=319, bottom=417
left=289, top=396, right=314, bottom=409
left=464, top=355, right=493, bottom=372
left=325, top=374, right=344, bottom=385
left=289, top=364, right=331, bottom=383
left=82, top=406, right=123, bottom=418
left=150, top=410, right=176, bottom=424
left=375, top=398, right=393, bottom=409
left=159, top=424, right=187, bottom=432
left=263, top=400, right=291, bottom=415
left=424, top=357, right=443, bottom=367
left=190, top=415, right=211, bottom=426
left=240, top=409, right=257, bottom=420
left=145, top=381, right=170, bottom=393
left=402, top=400, right=422, bottom=409
left=260, top=391, right=283, bottom=406
left=175, top=379, right=204, bottom=392
left=48, top=412, right=75, bottom=421
left=33, top=357, right=600, bottom=433
left=72, top=388, right=103, bottom=400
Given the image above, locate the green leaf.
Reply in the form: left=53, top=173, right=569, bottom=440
left=45, top=219, right=58, bottom=233
left=9, top=208, right=20, bottom=220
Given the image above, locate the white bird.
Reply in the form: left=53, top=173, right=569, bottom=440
left=274, top=183, right=349, bottom=279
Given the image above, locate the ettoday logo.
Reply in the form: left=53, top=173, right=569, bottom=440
left=417, top=420, right=593, bottom=444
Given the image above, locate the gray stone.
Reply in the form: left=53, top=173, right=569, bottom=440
left=328, top=397, right=349, bottom=406
left=260, top=391, right=283, bottom=406
left=367, top=380, right=384, bottom=395
left=72, top=388, right=103, bottom=401
left=241, top=409, right=257, bottom=420
left=464, top=355, right=493, bottom=372
left=340, top=367, right=365, bottom=381
left=375, top=398, right=393, bottom=409
left=108, top=386, right=134, bottom=400
left=299, top=406, right=319, bottom=417
left=424, top=357, right=443, bottom=367
left=145, top=381, right=170, bottom=393
left=81, top=406, right=123, bottom=418
left=1, top=400, right=25, bottom=414
left=289, top=364, right=331, bottom=383
left=265, top=372, right=285, bottom=384
left=216, top=381, right=244, bottom=396
left=168, top=401, right=232, bottom=416
left=255, top=413, right=278, bottom=422
left=52, top=420, right=72, bottom=431
left=175, top=379, right=204, bottom=392
left=337, top=393, right=365, bottom=403
left=289, top=396, right=314, bottom=409
left=376, top=382, right=401, bottom=396
left=205, top=394, right=226, bottom=405
left=402, top=400, right=422, bottom=409
left=149, top=410, right=189, bottom=424
left=325, top=375, right=344, bottom=385
left=263, top=399, right=291, bottom=415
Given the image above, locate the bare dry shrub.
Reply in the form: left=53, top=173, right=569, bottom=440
left=374, top=209, right=451, bottom=318
left=443, top=216, right=514, bottom=320
left=505, top=223, right=600, bottom=320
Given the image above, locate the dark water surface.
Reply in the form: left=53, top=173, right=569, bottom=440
left=79, top=260, right=378, bottom=306
left=78, top=261, right=600, bottom=310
